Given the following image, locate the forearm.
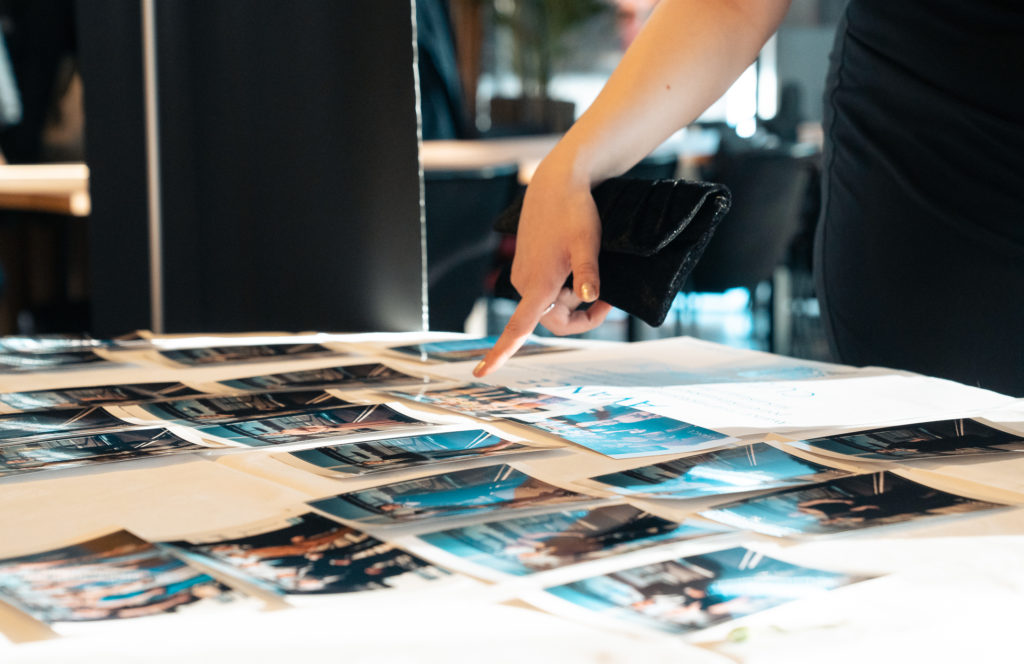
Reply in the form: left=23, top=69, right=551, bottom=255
left=547, top=0, right=791, bottom=185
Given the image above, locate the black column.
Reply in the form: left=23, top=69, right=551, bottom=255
left=78, top=0, right=424, bottom=336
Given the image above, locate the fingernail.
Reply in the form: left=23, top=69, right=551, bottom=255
left=473, top=360, right=487, bottom=377
left=580, top=282, right=597, bottom=302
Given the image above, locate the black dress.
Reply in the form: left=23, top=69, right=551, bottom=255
left=815, top=0, right=1024, bottom=396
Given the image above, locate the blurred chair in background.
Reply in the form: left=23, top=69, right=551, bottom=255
left=686, top=146, right=814, bottom=354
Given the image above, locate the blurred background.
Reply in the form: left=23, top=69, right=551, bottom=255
left=0, top=0, right=848, bottom=362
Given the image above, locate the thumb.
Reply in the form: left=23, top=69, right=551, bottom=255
left=570, top=238, right=601, bottom=303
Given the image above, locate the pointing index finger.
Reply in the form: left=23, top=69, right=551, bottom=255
left=473, top=294, right=555, bottom=377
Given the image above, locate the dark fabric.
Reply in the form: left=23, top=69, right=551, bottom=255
left=494, top=177, right=731, bottom=327
left=816, top=0, right=1024, bottom=396
left=416, top=0, right=469, bottom=140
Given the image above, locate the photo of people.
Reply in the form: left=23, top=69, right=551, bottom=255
left=0, top=530, right=238, bottom=623
left=419, top=505, right=725, bottom=576
left=0, top=427, right=210, bottom=477
left=389, top=336, right=565, bottom=363
left=794, top=419, right=1024, bottom=461
left=218, top=363, right=420, bottom=392
left=0, top=382, right=203, bottom=413
left=515, top=405, right=731, bottom=459
left=0, top=406, right=131, bottom=443
left=158, top=342, right=344, bottom=366
left=0, top=348, right=112, bottom=372
left=135, top=390, right=354, bottom=426
left=390, top=383, right=580, bottom=419
left=701, top=472, right=1005, bottom=537
left=545, top=546, right=867, bottom=635
left=168, top=513, right=447, bottom=594
left=194, top=403, right=427, bottom=447
left=310, top=464, right=592, bottom=526
left=286, top=430, right=526, bottom=476
left=590, top=443, right=849, bottom=499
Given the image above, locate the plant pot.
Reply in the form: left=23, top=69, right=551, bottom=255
left=489, top=95, right=576, bottom=135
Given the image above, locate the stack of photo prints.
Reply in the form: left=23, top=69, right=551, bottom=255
left=0, top=332, right=1021, bottom=645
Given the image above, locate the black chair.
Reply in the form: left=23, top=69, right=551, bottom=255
left=687, top=146, right=814, bottom=352
left=425, top=163, right=520, bottom=331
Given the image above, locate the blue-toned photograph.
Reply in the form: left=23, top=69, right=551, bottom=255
left=798, top=418, right=1024, bottom=461
left=219, top=363, right=419, bottom=392
left=0, top=406, right=130, bottom=442
left=702, top=472, right=1004, bottom=537
left=168, top=513, right=446, bottom=594
left=0, top=348, right=110, bottom=372
left=0, top=530, right=235, bottom=623
left=420, top=504, right=724, bottom=576
left=195, top=403, right=425, bottom=447
left=311, top=464, right=591, bottom=525
left=390, top=336, right=564, bottom=363
left=136, top=390, right=354, bottom=426
left=516, top=405, right=730, bottom=459
left=0, top=427, right=208, bottom=477
left=592, top=443, right=848, bottom=498
left=159, top=342, right=343, bottom=366
left=546, top=546, right=867, bottom=634
left=389, top=383, right=577, bottom=419
left=287, top=429, right=525, bottom=475
left=0, top=382, right=202, bottom=412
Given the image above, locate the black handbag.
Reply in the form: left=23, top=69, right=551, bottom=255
left=492, top=177, right=732, bottom=327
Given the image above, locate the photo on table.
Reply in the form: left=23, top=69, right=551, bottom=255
left=388, top=336, right=567, bottom=363
left=789, top=418, right=1024, bottom=461
left=0, top=406, right=135, bottom=443
left=701, top=471, right=1006, bottom=537
left=542, top=546, right=869, bottom=635
left=282, top=429, right=528, bottom=476
left=0, top=382, right=204, bottom=413
left=166, top=512, right=448, bottom=594
left=0, top=348, right=114, bottom=372
left=0, top=530, right=242, bottom=623
left=417, top=504, right=727, bottom=576
left=0, top=427, right=211, bottom=477
left=157, top=342, right=345, bottom=366
left=587, top=443, right=849, bottom=499
left=389, top=383, right=583, bottom=419
left=130, top=390, right=356, bottom=426
left=513, top=405, right=732, bottom=459
left=217, top=363, right=422, bottom=392
left=194, top=403, right=431, bottom=447
left=310, top=463, right=594, bottom=526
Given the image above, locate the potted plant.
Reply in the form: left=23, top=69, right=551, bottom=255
left=488, top=0, right=611, bottom=134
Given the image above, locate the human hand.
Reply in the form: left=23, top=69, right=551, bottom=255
left=473, top=162, right=613, bottom=378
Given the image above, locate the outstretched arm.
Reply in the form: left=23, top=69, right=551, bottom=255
left=474, top=0, right=790, bottom=377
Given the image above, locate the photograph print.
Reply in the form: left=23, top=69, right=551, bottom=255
left=545, top=546, right=867, bottom=635
left=285, top=429, right=527, bottom=476
left=388, top=383, right=581, bottom=420
left=310, top=464, right=593, bottom=526
left=194, top=403, right=429, bottom=448
left=157, top=342, right=345, bottom=366
left=419, top=504, right=726, bottom=576
left=0, top=530, right=240, bottom=623
left=701, top=471, right=1006, bottom=537
left=389, top=336, right=566, bottom=363
left=590, top=443, right=849, bottom=499
left=514, top=404, right=731, bottom=459
left=0, top=382, right=203, bottom=413
left=134, top=390, right=355, bottom=426
left=167, top=512, right=447, bottom=594
left=794, top=418, right=1024, bottom=461
left=0, top=406, right=132, bottom=443
left=0, top=427, right=210, bottom=477
left=218, top=363, right=421, bottom=392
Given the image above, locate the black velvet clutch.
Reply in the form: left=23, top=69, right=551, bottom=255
left=492, top=177, right=732, bottom=327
